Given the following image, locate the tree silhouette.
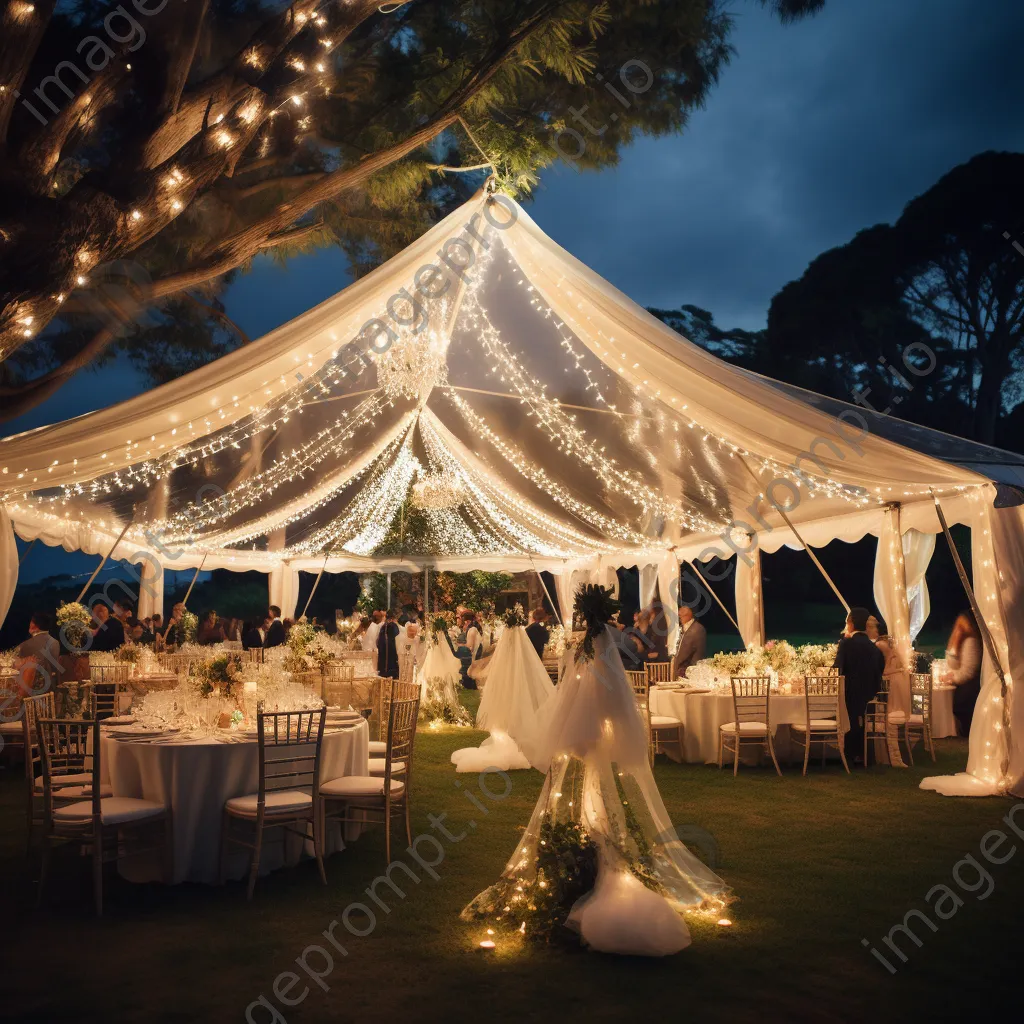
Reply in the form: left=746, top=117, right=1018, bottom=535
left=0, top=0, right=824, bottom=420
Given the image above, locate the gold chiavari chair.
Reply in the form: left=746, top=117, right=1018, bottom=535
left=719, top=676, right=781, bottom=777
left=291, top=669, right=323, bottom=693
left=37, top=718, right=167, bottom=915
left=322, top=660, right=356, bottom=707
left=1, top=672, right=25, bottom=762
left=790, top=674, right=849, bottom=775
left=905, top=672, right=936, bottom=764
left=645, top=662, right=674, bottom=685
left=319, top=695, right=419, bottom=865
left=627, top=670, right=655, bottom=766
left=643, top=665, right=683, bottom=761
left=219, top=706, right=327, bottom=899
left=241, top=647, right=265, bottom=666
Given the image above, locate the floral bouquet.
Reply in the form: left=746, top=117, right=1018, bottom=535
left=57, top=601, right=93, bottom=649
left=178, top=608, right=198, bottom=645
left=504, top=603, right=527, bottom=629
left=114, top=641, right=143, bottom=664
left=194, top=653, right=244, bottom=698
left=794, top=643, right=838, bottom=676
left=573, top=583, right=621, bottom=662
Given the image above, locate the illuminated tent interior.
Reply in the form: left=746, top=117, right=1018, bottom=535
left=1, top=189, right=1022, bottom=797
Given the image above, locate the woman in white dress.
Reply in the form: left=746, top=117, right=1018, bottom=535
left=461, top=585, right=731, bottom=956
left=451, top=606, right=554, bottom=772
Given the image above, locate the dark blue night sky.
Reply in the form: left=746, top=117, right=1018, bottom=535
left=8, top=0, right=1023, bottom=582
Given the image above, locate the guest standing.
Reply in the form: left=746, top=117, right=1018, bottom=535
left=377, top=610, right=400, bottom=679
left=940, top=610, right=982, bottom=736
left=525, top=608, right=550, bottom=660
left=671, top=605, right=706, bottom=680
left=833, top=606, right=885, bottom=765
left=263, top=606, right=286, bottom=648
left=15, top=611, right=61, bottom=694
left=90, top=603, right=125, bottom=652
left=161, top=603, right=185, bottom=648
left=197, top=610, right=226, bottom=645
left=242, top=619, right=264, bottom=650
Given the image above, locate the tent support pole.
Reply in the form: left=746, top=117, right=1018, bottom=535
left=18, top=537, right=37, bottom=566
left=932, top=492, right=1012, bottom=781
left=424, top=565, right=429, bottom=616
left=386, top=572, right=392, bottom=611
left=300, top=554, right=331, bottom=621
left=932, top=494, right=1008, bottom=687
left=529, top=556, right=559, bottom=618
left=739, top=458, right=850, bottom=614
left=181, top=554, right=208, bottom=610
left=684, top=558, right=743, bottom=636
left=76, top=516, right=134, bottom=603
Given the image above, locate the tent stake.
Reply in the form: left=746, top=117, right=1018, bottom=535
left=683, top=558, right=743, bottom=637
left=181, top=554, right=208, bottom=610
left=739, top=459, right=850, bottom=614
left=75, top=515, right=134, bottom=603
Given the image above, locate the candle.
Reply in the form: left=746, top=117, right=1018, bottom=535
left=478, top=940, right=495, bottom=950
left=244, top=681, right=258, bottom=695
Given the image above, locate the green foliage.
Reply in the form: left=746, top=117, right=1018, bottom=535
left=434, top=571, right=515, bottom=613
left=6, top=0, right=825, bottom=396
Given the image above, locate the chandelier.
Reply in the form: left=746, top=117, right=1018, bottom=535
left=411, top=470, right=464, bottom=510
left=375, top=329, right=449, bottom=401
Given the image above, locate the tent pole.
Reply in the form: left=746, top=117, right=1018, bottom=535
left=181, top=554, right=208, bottom=610
left=932, top=492, right=1012, bottom=781
left=684, top=559, right=743, bottom=636
left=528, top=556, right=559, bottom=618
left=76, top=515, right=134, bottom=603
left=932, top=494, right=1007, bottom=688
left=300, top=553, right=331, bottom=621
left=18, top=537, right=37, bottom=566
left=424, top=565, right=429, bottom=616
left=386, top=572, right=392, bottom=611
left=739, top=459, right=850, bottom=614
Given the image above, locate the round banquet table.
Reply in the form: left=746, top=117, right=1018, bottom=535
left=649, top=686, right=843, bottom=765
left=101, top=720, right=369, bottom=884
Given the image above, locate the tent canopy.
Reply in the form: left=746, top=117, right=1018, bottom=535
left=2, top=189, right=1017, bottom=575
left=3, top=188, right=1023, bottom=800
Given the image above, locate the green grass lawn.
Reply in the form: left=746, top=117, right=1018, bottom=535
left=2, top=693, right=1021, bottom=1024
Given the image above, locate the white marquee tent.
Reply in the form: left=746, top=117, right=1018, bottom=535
left=1, top=189, right=1022, bottom=797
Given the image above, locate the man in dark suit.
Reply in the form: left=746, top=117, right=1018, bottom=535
left=525, top=608, right=550, bottom=660
left=671, top=605, right=706, bottom=680
left=834, top=606, right=885, bottom=764
left=377, top=610, right=400, bottom=679
left=263, top=605, right=286, bottom=648
left=90, top=602, right=126, bottom=652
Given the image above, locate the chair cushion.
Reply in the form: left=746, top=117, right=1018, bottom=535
left=908, top=713, right=924, bottom=725
left=224, top=790, right=313, bottom=816
left=791, top=719, right=840, bottom=731
left=319, top=775, right=405, bottom=799
left=54, top=796, right=166, bottom=825
left=35, top=772, right=94, bottom=791
left=368, top=740, right=388, bottom=755
left=0, top=721, right=23, bottom=735
left=888, top=711, right=907, bottom=723
left=720, top=721, right=768, bottom=734
left=650, top=715, right=682, bottom=728
left=367, top=758, right=406, bottom=775
left=46, top=782, right=114, bottom=800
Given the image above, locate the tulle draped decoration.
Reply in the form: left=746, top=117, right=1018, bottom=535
left=462, top=627, right=731, bottom=955
left=451, top=625, right=554, bottom=772
left=418, top=637, right=471, bottom=726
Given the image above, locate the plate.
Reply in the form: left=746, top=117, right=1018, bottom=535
left=102, top=716, right=136, bottom=726
left=108, top=725, right=177, bottom=737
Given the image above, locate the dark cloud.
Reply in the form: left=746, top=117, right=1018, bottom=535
left=528, top=0, right=1024, bottom=329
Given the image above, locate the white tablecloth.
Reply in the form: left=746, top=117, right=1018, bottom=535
left=649, top=687, right=840, bottom=765
left=102, top=721, right=369, bottom=883
left=931, top=685, right=956, bottom=739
